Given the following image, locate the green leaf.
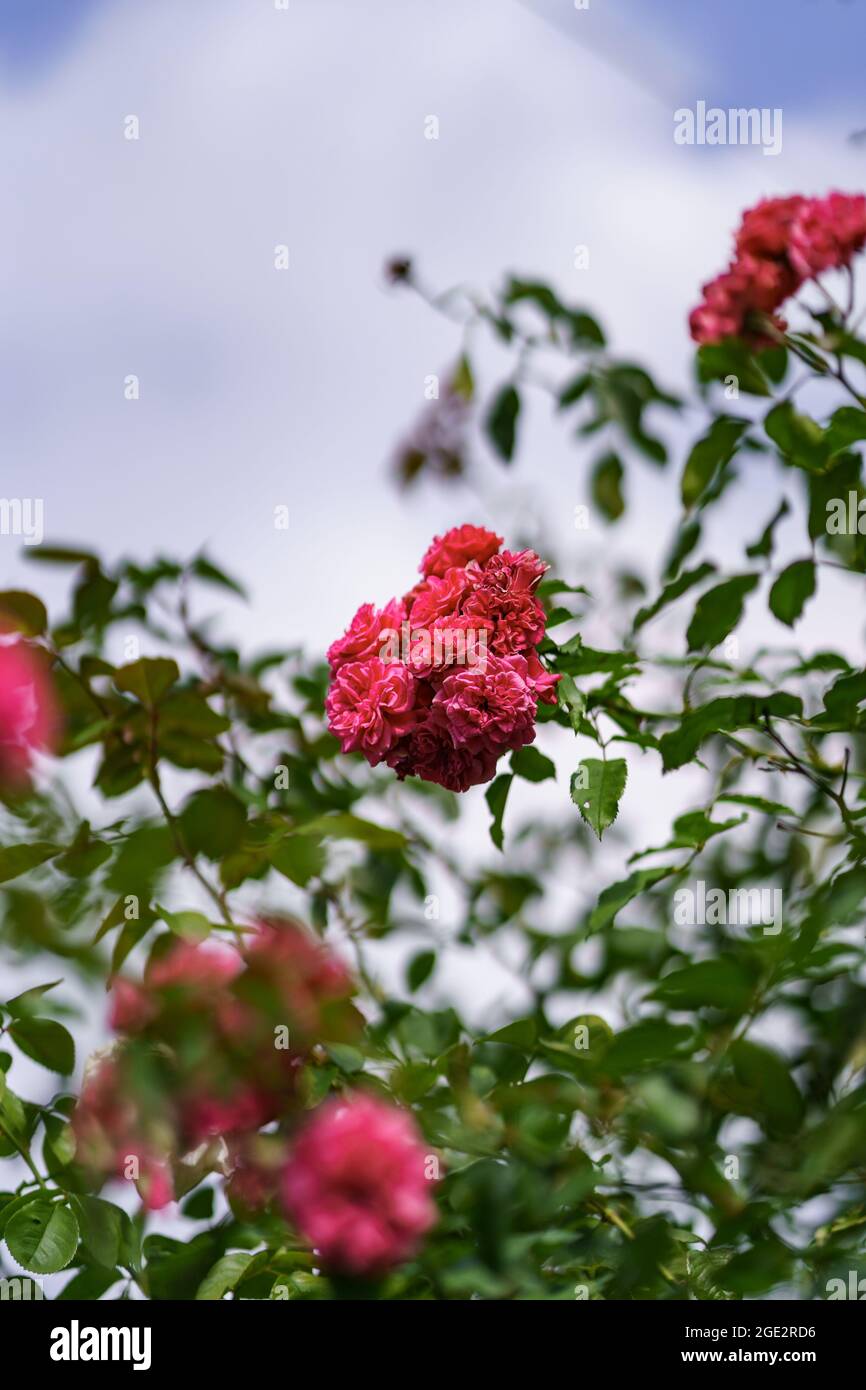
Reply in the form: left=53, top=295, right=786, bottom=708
left=270, top=834, right=327, bottom=887
left=54, top=822, right=112, bottom=879
left=686, top=574, right=758, bottom=651
left=179, top=787, right=246, bottom=860
left=716, top=793, right=794, bottom=817
left=196, top=1251, right=255, bottom=1301
left=4, top=979, right=63, bottom=1017
left=0, top=843, right=59, bottom=883
left=326, top=1043, right=365, bottom=1074
left=696, top=341, right=774, bottom=396
left=745, top=498, right=790, bottom=559
left=57, top=1267, right=120, bottom=1300
left=659, top=694, right=802, bottom=772
left=114, top=657, right=180, bottom=706
left=681, top=417, right=749, bottom=508
left=604, top=1021, right=695, bottom=1076
left=407, top=950, right=436, bottom=992
left=0, top=591, right=47, bottom=636
left=181, top=1187, right=215, bottom=1221
left=510, top=745, right=556, bottom=783
left=557, top=674, right=586, bottom=733
left=24, top=545, right=97, bottom=566
left=589, top=865, right=678, bottom=932
left=591, top=452, right=625, bottom=521
left=451, top=353, right=474, bottom=400
left=768, top=559, right=816, bottom=627
left=5, top=1201, right=79, bottom=1274
left=825, top=405, right=866, bottom=456
left=71, top=1195, right=123, bottom=1270
left=651, top=958, right=753, bottom=1013
left=485, top=1018, right=537, bottom=1048
left=571, top=758, right=627, bottom=840
left=190, top=554, right=246, bottom=598
left=156, top=905, right=214, bottom=943
left=764, top=401, right=828, bottom=471
left=9, top=1018, right=74, bottom=1073
left=485, top=383, right=521, bottom=462
left=730, top=1039, right=804, bottom=1135
left=485, top=773, right=513, bottom=851
left=633, top=562, right=715, bottom=632
left=295, top=814, right=406, bottom=850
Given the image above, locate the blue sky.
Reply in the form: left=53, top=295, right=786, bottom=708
left=4, top=0, right=866, bottom=115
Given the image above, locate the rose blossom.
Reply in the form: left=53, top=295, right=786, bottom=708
left=431, top=652, right=538, bottom=754
left=0, top=637, right=59, bottom=788
left=110, top=940, right=243, bottom=1035
left=689, top=254, right=796, bottom=347
left=386, top=721, right=499, bottom=793
left=408, top=566, right=475, bottom=628
left=72, top=1056, right=175, bottom=1211
left=735, top=195, right=807, bottom=260
left=241, top=917, right=355, bottom=1040
left=789, top=192, right=866, bottom=279
left=282, top=1094, right=437, bottom=1276
left=690, top=190, right=866, bottom=348
left=182, top=1086, right=278, bottom=1144
left=326, top=528, right=558, bottom=792
left=463, top=549, right=548, bottom=655
left=326, top=657, right=419, bottom=763
left=419, top=523, right=503, bottom=578
left=327, top=599, right=406, bottom=673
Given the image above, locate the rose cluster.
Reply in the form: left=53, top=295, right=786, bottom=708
left=326, top=524, right=560, bottom=793
left=72, top=920, right=436, bottom=1276
left=689, top=191, right=866, bottom=347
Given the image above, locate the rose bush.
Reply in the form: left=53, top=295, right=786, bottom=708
left=1, top=192, right=866, bottom=1299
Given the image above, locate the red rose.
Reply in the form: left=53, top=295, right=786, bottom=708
left=326, top=657, right=419, bottom=763
left=419, top=523, right=502, bottom=578
left=790, top=192, right=866, bottom=279
left=327, top=599, right=407, bottom=673
left=282, top=1094, right=438, bottom=1276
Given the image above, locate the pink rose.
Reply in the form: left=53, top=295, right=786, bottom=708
left=735, top=195, right=807, bottom=260
left=419, top=524, right=503, bottom=578
left=0, top=637, right=59, bottom=787
left=326, top=657, right=419, bottom=764
left=432, top=652, right=537, bottom=754
left=386, top=722, right=499, bottom=792
left=242, top=917, right=354, bottom=1039
left=282, top=1094, right=438, bottom=1276
left=789, top=192, right=866, bottom=279
left=408, top=566, right=475, bottom=628
left=147, top=939, right=243, bottom=992
left=72, top=1058, right=175, bottom=1211
left=109, top=978, right=156, bottom=1034
left=524, top=647, right=561, bottom=705
left=327, top=599, right=407, bottom=673
left=689, top=255, right=796, bottom=347
left=463, top=549, right=548, bottom=655
left=182, top=1087, right=277, bottom=1144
